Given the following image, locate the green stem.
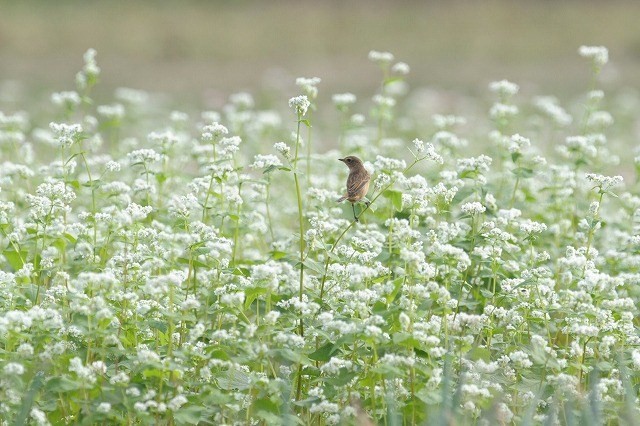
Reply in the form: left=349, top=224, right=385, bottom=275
left=293, top=114, right=306, bottom=401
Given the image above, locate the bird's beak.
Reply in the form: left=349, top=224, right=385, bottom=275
left=338, top=158, right=345, bottom=162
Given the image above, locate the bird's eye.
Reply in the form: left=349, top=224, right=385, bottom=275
left=347, top=158, right=352, bottom=162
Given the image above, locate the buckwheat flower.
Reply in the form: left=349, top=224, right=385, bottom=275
left=460, top=383, right=491, bottom=398
left=220, top=291, right=244, bottom=306
left=115, top=87, right=149, bottom=104
left=250, top=154, right=282, bottom=169
left=420, top=142, right=444, bottom=164
left=30, top=408, right=50, bottom=426
left=76, top=48, right=100, bottom=90
left=51, top=91, right=81, bottom=109
left=533, top=96, right=572, bottom=126
left=201, top=122, right=228, bottom=141
left=509, top=350, right=533, bottom=368
left=310, top=400, right=340, bottom=415
left=432, top=131, right=468, bottom=150
left=17, top=342, right=34, bottom=356
left=320, top=357, right=353, bottom=375
left=372, top=94, right=396, bottom=108
left=229, top=91, right=255, bottom=109
left=49, top=122, right=83, bottom=148
left=489, top=79, right=519, bottom=97
left=461, top=202, right=486, bottom=215
left=274, top=331, right=305, bottom=349
left=457, top=155, right=492, bottom=174
left=296, top=77, right=321, bottom=99
left=632, top=350, right=640, bottom=369
left=392, top=62, right=410, bottom=75
left=332, top=92, right=356, bottom=110
left=133, top=402, right=147, bottom=413
left=3, top=362, right=25, bottom=376
left=97, top=402, right=111, bottom=413
left=399, top=311, right=411, bottom=331
left=490, top=103, right=519, bottom=120
left=109, top=371, right=130, bottom=385
left=560, top=135, right=597, bottom=160
left=69, top=357, right=97, bottom=384
left=351, top=113, right=365, bottom=126
left=274, top=141, right=292, bottom=160
left=105, top=160, right=121, bottom=172
left=128, top=148, right=161, bottom=164
left=380, top=353, right=416, bottom=367
left=587, top=111, right=614, bottom=128
left=520, top=219, right=547, bottom=235
left=374, top=155, right=406, bottom=171
left=136, top=348, right=161, bottom=365
left=83, top=48, right=100, bottom=74
left=264, top=310, right=280, bottom=325
left=125, top=203, right=152, bottom=221
left=579, top=45, right=609, bottom=67
left=288, top=95, right=310, bottom=116
left=508, top=134, right=531, bottom=154
left=168, top=395, right=188, bottom=411
left=585, top=173, right=623, bottom=192
left=368, top=50, right=395, bottom=65
left=97, top=103, right=125, bottom=121
left=181, top=296, right=201, bottom=311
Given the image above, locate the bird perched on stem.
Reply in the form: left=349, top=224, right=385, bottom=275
left=336, top=156, right=371, bottom=222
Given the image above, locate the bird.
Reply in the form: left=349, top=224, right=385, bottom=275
left=336, top=156, right=371, bottom=222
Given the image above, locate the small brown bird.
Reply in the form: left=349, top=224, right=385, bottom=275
left=336, top=156, right=371, bottom=222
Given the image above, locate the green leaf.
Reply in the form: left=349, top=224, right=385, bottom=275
left=308, top=342, right=337, bottom=362
left=255, top=410, right=282, bottom=424
left=173, top=406, right=207, bottom=425
left=217, top=369, right=252, bottom=391
left=383, top=76, right=404, bottom=86
left=270, top=250, right=288, bottom=260
left=3, top=248, right=27, bottom=270
left=263, top=165, right=292, bottom=175
left=253, top=398, right=280, bottom=416
left=81, top=179, right=102, bottom=189
left=45, top=376, right=79, bottom=393
left=383, top=189, right=403, bottom=212
left=299, top=119, right=312, bottom=128
left=511, top=167, right=534, bottom=178
left=244, top=287, right=267, bottom=309
left=155, top=172, right=168, bottom=185
left=302, top=259, right=323, bottom=274
left=479, top=288, right=494, bottom=298
left=16, top=371, right=46, bottom=426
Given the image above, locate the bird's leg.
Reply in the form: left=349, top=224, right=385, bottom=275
left=352, top=203, right=359, bottom=222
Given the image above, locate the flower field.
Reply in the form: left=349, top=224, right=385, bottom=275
left=1, top=47, right=640, bottom=424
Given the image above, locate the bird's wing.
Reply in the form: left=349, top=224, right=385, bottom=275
left=347, top=171, right=370, bottom=198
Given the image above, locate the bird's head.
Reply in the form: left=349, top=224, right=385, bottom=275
left=339, top=156, right=363, bottom=170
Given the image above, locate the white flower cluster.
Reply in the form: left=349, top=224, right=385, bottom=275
left=578, top=45, right=609, bottom=67
left=288, top=95, right=311, bottom=116
left=296, top=77, right=321, bottom=99
left=585, top=173, right=623, bottom=191
left=49, top=122, right=83, bottom=148
left=489, top=79, right=519, bottom=97
left=332, top=92, right=357, bottom=109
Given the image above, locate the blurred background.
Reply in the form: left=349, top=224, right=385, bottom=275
left=2, top=0, right=640, bottom=109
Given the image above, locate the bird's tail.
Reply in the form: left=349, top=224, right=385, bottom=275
left=336, top=195, right=347, bottom=203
